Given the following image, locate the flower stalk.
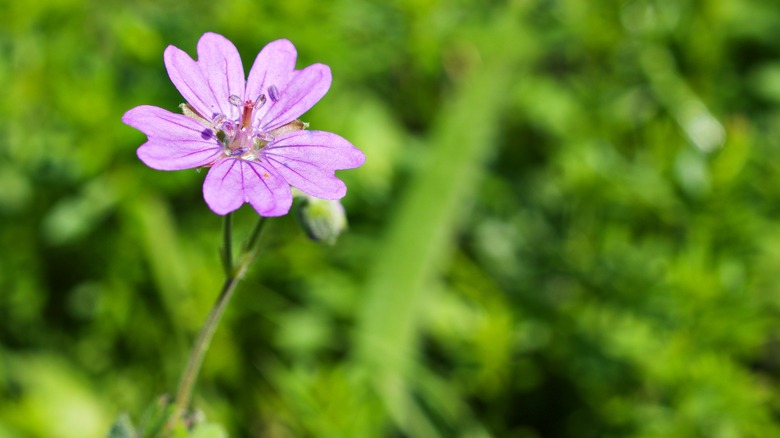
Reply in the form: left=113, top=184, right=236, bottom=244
left=221, top=213, right=233, bottom=276
left=168, top=214, right=268, bottom=429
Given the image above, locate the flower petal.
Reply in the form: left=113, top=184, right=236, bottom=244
left=262, top=130, right=365, bottom=199
left=203, top=158, right=292, bottom=216
left=258, top=64, right=332, bottom=131
left=264, top=130, right=366, bottom=169
left=196, top=32, right=246, bottom=117
left=164, top=45, right=219, bottom=120
left=245, top=39, right=297, bottom=105
left=123, top=105, right=223, bottom=170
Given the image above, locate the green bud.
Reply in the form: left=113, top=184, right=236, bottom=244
left=295, top=195, right=348, bottom=245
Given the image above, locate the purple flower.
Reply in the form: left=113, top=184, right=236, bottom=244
left=122, top=33, right=365, bottom=216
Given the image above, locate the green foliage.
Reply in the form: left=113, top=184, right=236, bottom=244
left=107, top=414, right=136, bottom=438
left=3, top=0, right=780, bottom=436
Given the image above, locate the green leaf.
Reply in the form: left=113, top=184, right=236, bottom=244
left=138, top=396, right=176, bottom=438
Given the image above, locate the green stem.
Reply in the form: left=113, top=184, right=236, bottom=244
left=221, top=213, right=233, bottom=276
left=242, top=214, right=267, bottom=254
left=168, top=215, right=268, bottom=429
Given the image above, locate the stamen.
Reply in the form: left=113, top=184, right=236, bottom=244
left=229, top=95, right=243, bottom=107
left=230, top=147, right=247, bottom=157
left=255, top=94, right=267, bottom=109
left=268, top=85, right=280, bottom=102
left=219, top=119, right=237, bottom=137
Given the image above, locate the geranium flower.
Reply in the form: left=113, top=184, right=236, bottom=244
left=123, top=32, right=365, bottom=216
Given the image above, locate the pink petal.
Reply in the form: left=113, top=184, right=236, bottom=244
left=164, top=45, right=220, bottom=120
left=261, top=130, right=365, bottom=199
left=123, top=105, right=223, bottom=170
left=196, top=32, right=246, bottom=117
left=265, top=158, right=347, bottom=200
left=258, top=64, right=332, bottom=131
left=245, top=39, right=297, bottom=105
left=264, top=130, right=366, bottom=169
left=203, top=158, right=292, bottom=216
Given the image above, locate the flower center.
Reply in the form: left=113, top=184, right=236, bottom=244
left=181, top=84, right=308, bottom=164
left=210, top=87, right=279, bottom=161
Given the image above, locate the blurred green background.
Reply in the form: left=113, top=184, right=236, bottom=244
left=2, top=0, right=780, bottom=436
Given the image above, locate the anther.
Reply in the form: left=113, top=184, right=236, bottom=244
left=229, top=95, right=243, bottom=107
left=212, top=114, right=237, bottom=137
left=212, top=114, right=226, bottom=127
left=255, top=94, right=267, bottom=109
left=268, top=85, right=280, bottom=102
left=230, top=147, right=247, bottom=157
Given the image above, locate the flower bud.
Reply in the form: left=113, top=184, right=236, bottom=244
left=295, top=195, right=348, bottom=245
